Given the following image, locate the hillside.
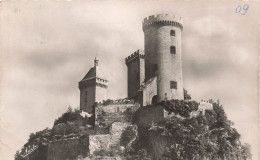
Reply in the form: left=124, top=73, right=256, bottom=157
left=15, top=97, right=251, bottom=160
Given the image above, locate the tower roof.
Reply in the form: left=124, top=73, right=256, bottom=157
left=80, top=58, right=108, bottom=82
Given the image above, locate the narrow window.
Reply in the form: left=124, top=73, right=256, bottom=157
left=170, top=46, right=176, bottom=54
left=170, top=81, right=177, bottom=89
left=170, top=30, right=175, bottom=36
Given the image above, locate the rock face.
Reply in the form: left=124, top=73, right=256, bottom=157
left=109, top=122, right=131, bottom=147
left=89, top=135, right=111, bottom=155
left=89, top=122, right=133, bottom=156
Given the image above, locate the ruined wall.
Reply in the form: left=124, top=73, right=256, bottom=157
left=47, top=137, right=88, bottom=160
left=95, top=103, right=139, bottom=127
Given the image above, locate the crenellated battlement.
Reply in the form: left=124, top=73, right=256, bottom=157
left=143, top=14, right=183, bottom=31
left=125, top=49, right=145, bottom=65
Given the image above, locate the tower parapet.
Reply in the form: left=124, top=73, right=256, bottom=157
left=125, top=49, right=145, bottom=66
left=143, top=14, right=183, bottom=31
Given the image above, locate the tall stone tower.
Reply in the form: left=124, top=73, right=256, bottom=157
left=125, top=50, right=145, bottom=99
left=79, top=58, right=108, bottom=114
left=143, top=14, right=184, bottom=101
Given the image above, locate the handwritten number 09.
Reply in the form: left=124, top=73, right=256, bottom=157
left=235, top=4, right=249, bottom=15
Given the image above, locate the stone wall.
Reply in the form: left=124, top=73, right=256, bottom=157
left=95, top=103, right=139, bottom=127
left=22, top=145, right=48, bottom=160
left=47, top=136, right=88, bottom=160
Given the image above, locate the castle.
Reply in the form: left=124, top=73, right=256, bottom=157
left=79, top=14, right=184, bottom=116
left=20, top=14, right=190, bottom=160
left=17, top=13, right=244, bottom=160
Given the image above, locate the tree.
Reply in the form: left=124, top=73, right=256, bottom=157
left=240, top=143, right=252, bottom=160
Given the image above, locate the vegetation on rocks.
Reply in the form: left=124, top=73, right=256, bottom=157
left=129, top=98, right=252, bottom=160
left=54, top=106, right=85, bottom=126
left=15, top=91, right=251, bottom=160
left=15, top=107, right=92, bottom=160
left=160, top=99, right=199, bottom=118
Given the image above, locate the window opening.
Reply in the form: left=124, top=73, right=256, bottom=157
left=170, top=46, right=176, bottom=54
left=170, top=81, right=177, bottom=89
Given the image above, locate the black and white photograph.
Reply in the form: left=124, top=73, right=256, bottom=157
left=0, top=1, right=259, bottom=160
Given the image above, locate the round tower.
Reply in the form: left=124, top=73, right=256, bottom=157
left=143, top=14, right=184, bottom=101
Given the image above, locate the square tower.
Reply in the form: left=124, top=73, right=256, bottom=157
left=125, top=50, right=145, bottom=100
left=79, top=58, right=108, bottom=114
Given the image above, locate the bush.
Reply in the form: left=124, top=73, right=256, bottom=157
left=160, top=99, right=199, bottom=117
left=28, top=127, right=52, bottom=144
left=54, top=107, right=83, bottom=126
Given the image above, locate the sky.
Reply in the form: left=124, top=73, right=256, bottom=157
left=0, top=1, right=259, bottom=160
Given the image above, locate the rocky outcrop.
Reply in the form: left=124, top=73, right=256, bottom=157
left=89, top=122, right=133, bottom=156
left=89, top=135, right=111, bottom=155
